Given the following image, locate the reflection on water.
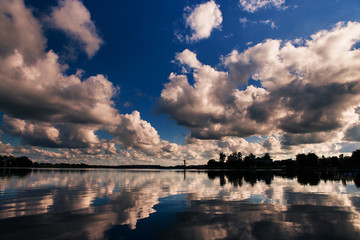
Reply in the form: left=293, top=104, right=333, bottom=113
left=1, top=169, right=360, bottom=239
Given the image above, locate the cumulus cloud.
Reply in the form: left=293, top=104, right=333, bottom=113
left=0, top=51, right=119, bottom=125
left=175, top=49, right=202, bottom=69
left=3, top=0, right=360, bottom=165
left=2, top=0, right=283, bottom=165
left=0, top=39, right=121, bottom=149
left=185, top=0, right=222, bottom=41
left=0, top=0, right=46, bottom=63
left=0, top=0, right=180, bottom=163
left=50, top=0, right=103, bottom=58
left=160, top=51, right=273, bottom=139
left=3, top=115, right=61, bottom=147
left=160, top=22, right=360, bottom=152
left=105, top=111, right=163, bottom=154
left=239, top=0, right=286, bottom=13
left=0, top=141, right=15, bottom=155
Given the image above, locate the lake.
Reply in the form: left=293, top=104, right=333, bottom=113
left=1, top=168, right=360, bottom=240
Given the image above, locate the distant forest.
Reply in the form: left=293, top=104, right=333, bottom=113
left=0, top=155, right=89, bottom=168
left=207, top=149, right=360, bottom=169
left=2, top=149, right=360, bottom=169
left=0, top=155, right=169, bottom=169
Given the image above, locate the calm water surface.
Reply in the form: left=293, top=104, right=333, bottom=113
left=1, top=168, right=360, bottom=239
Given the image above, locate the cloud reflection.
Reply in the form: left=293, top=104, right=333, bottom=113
left=0, top=169, right=360, bottom=239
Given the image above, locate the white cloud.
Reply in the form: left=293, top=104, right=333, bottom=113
left=0, top=1, right=110, bottom=151
left=160, top=22, right=360, bottom=158
left=0, top=0, right=46, bottom=63
left=2, top=1, right=360, bottom=165
left=0, top=141, right=14, bottom=155
left=260, top=19, right=277, bottom=28
left=105, top=111, right=162, bottom=153
left=239, top=17, right=249, bottom=27
left=185, top=0, right=222, bottom=41
left=0, top=0, right=184, bottom=164
left=50, top=0, right=103, bottom=58
left=240, top=17, right=277, bottom=29
left=175, top=49, right=202, bottom=69
left=239, top=17, right=277, bottom=28
left=239, top=0, right=286, bottom=13
left=1, top=0, right=290, bottom=165
left=4, top=115, right=60, bottom=145
left=0, top=49, right=120, bottom=124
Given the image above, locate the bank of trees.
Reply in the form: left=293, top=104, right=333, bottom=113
left=207, top=149, right=360, bottom=169
left=0, top=155, right=90, bottom=168
left=0, top=155, right=33, bottom=167
left=2, top=149, right=360, bottom=169
left=208, top=152, right=273, bottom=168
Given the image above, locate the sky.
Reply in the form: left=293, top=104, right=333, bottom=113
left=1, top=0, right=360, bottom=165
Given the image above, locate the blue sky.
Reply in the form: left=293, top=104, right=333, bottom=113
left=1, top=0, right=360, bottom=165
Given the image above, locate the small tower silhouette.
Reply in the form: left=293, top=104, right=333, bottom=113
left=183, top=159, right=187, bottom=180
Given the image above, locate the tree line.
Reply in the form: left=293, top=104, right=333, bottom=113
left=0, top=155, right=34, bottom=167
left=0, top=155, right=177, bottom=169
left=207, top=149, right=360, bottom=169
left=2, top=149, right=360, bottom=169
left=0, top=155, right=91, bottom=168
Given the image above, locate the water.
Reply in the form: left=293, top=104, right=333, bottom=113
left=1, top=168, right=360, bottom=239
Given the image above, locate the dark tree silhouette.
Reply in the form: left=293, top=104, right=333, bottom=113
left=0, top=156, right=33, bottom=167
left=243, top=153, right=256, bottom=167
left=263, top=153, right=271, bottom=161
left=296, top=153, right=318, bottom=167
left=237, top=152, right=243, bottom=159
left=219, top=152, right=226, bottom=164
left=207, top=159, right=217, bottom=167
left=226, top=152, right=243, bottom=167
left=350, top=149, right=360, bottom=166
